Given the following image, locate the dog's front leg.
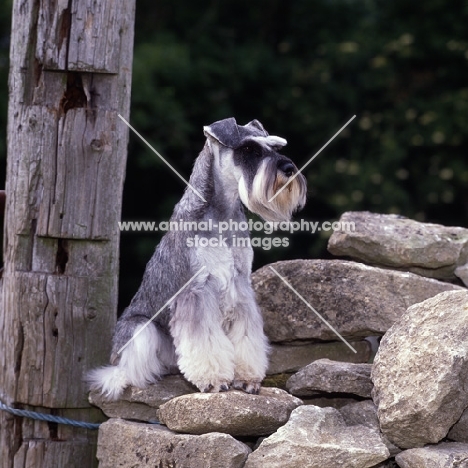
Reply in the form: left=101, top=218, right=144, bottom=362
left=170, top=287, right=235, bottom=393
left=228, top=284, right=270, bottom=394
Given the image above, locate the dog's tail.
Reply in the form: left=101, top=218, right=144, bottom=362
left=87, top=322, right=173, bottom=400
left=87, top=365, right=129, bottom=401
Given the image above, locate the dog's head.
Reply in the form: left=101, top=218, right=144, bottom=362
left=204, top=117, right=307, bottom=222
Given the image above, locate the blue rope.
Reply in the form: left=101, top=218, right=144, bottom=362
left=0, top=398, right=161, bottom=429
left=0, top=399, right=101, bottom=430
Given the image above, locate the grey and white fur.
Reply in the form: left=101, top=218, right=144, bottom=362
left=87, top=117, right=307, bottom=400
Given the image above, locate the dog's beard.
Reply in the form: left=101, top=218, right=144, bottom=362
left=239, top=159, right=307, bottom=222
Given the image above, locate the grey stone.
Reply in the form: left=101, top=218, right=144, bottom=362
left=339, top=400, right=401, bottom=456
left=372, top=290, right=468, bottom=449
left=456, top=263, right=468, bottom=287
left=267, top=340, right=371, bottom=375
left=395, top=442, right=468, bottom=468
left=252, top=259, right=462, bottom=342
left=97, top=418, right=250, bottom=468
left=328, top=211, right=468, bottom=281
left=448, top=409, right=468, bottom=443
left=301, top=395, right=363, bottom=409
left=158, top=387, right=302, bottom=437
left=244, top=405, right=390, bottom=468
left=89, top=374, right=197, bottom=421
left=286, top=358, right=373, bottom=398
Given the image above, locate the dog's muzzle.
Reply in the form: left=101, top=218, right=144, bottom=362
left=244, top=156, right=307, bottom=223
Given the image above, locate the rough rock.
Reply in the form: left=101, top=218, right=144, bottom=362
left=286, top=358, right=373, bottom=398
left=328, top=211, right=468, bottom=281
left=448, top=409, right=468, bottom=443
left=244, top=405, right=390, bottom=468
left=372, top=290, right=468, bottom=448
left=339, top=400, right=401, bottom=456
left=158, top=387, right=302, bottom=437
left=252, top=259, right=462, bottom=342
left=301, top=395, right=363, bottom=409
left=267, top=340, right=371, bottom=374
left=89, top=374, right=197, bottom=421
left=97, top=418, right=250, bottom=468
left=456, top=263, right=468, bottom=287
left=395, top=442, right=468, bottom=468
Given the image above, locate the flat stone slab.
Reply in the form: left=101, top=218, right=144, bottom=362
left=89, top=374, right=197, bottom=421
left=244, top=405, right=390, bottom=468
left=97, top=418, right=250, bottom=468
left=252, top=259, right=462, bottom=342
left=158, top=387, right=302, bottom=437
left=286, top=358, right=373, bottom=398
left=372, top=290, right=468, bottom=449
left=339, top=400, right=401, bottom=456
left=328, top=211, right=468, bottom=282
left=267, top=340, right=370, bottom=375
left=395, top=442, right=468, bottom=468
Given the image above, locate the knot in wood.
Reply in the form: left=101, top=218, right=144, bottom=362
left=86, top=308, right=97, bottom=320
left=90, top=139, right=104, bottom=152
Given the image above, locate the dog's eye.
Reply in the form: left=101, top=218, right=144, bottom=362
left=241, top=145, right=261, bottom=158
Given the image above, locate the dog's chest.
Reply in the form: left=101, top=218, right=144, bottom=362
left=194, top=244, right=252, bottom=313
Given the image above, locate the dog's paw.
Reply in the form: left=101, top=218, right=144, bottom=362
left=231, top=379, right=261, bottom=395
left=198, top=381, right=231, bottom=393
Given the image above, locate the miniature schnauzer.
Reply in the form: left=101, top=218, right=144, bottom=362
left=88, top=117, right=307, bottom=399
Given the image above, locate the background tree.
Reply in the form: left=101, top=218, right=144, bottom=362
left=0, top=0, right=134, bottom=466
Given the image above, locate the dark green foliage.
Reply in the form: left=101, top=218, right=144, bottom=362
left=1, top=1, right=467, bottom=309
left=122, top=0, right=468, bottom=308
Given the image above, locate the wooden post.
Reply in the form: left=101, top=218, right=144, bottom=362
left=0, top=0, right=135, bottom=466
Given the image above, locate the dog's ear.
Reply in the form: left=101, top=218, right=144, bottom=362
left=203, top=118, right=241, bottom=149
left=244, top=119, right=269, bottom=136
left=204, top=117, right=275, bottom=149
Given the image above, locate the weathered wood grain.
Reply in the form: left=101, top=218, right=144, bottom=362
left=36, top=108, right=126, bottom=239
left=7, top=272, right=116, bottom=408
left=0, top=0, right=136, bottom=466
left=37, top=0, right=121, bottom=73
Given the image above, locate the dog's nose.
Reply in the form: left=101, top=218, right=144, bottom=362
left=278, top=160, right=295, bottom=177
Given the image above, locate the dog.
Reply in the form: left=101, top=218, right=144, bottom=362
left=88, top=117, right=307, bottom=400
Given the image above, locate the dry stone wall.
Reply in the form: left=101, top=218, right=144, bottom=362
left=93, top=212, right=468, bottom=467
